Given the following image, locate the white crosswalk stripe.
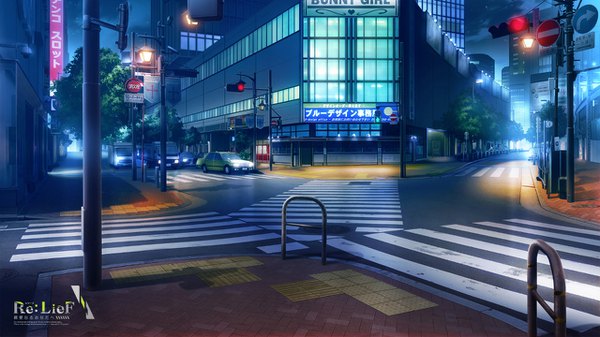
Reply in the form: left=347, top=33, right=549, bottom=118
left=9, top=212, right=280, bottom=263
left=453, top=165, right=529, bottom=179
left=328, top=218, right=600, bottom=333
left=229, top=180, right=403, bottom=229
left=166, top=171, right=286, bottom=185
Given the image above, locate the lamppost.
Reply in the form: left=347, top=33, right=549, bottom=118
left=472, top=78, right=483, bottom=101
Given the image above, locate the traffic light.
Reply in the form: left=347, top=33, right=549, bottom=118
left=116, top=2, right=129, bottom=51
left=374, top=110, right=382, bottom=124
left=488, top=16, right=529, bottom=39
left=226, top=80, right=246, bottom=92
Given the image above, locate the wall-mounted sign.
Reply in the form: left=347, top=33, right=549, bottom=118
left=304, top=0, right=398, bottom=17
left=303, top=103, right=398, bottom=123
left=49, top=0, right=64, bottom=81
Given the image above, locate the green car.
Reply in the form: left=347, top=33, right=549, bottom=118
left=196, top=152, right=255, bottom=174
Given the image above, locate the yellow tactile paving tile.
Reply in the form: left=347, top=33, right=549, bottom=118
left=110, top=257, right=264, bottom=285
left=271, top=279, right=343, bottom=302
left=308, top=269, right=437, bottom=316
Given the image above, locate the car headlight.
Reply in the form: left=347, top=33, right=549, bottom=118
left=249, top=162, right=254, bottom=168
left=183, top=158, right=189, bottom=163
left=233, top=162, right=241, bottom=168
left=174, top=159, right=179, bottom=164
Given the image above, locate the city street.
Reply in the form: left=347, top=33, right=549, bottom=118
left=1, top=152, right=599, bottom=336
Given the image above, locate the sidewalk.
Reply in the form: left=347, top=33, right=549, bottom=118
left=22, top=152, right=187, bottom=218
left=533, top=159, right=600, bottom=225
left=35, top=255, right=527, bottom=337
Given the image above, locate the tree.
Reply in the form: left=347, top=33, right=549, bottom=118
left=53, top=47, right=129, bottom=142
left=184, top=127, right=202, bottom=152
left=534, top=101, right=567, bottom=137
left=137, top=107, right=184, bottom=145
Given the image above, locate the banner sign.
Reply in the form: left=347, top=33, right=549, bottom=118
left=49, top=0, right=64, bottom=81
left=303, top=103, right=398, bottom=123
left=143, top=75, right=161, bottom=104
left=304, top=0, right=397, bottom=17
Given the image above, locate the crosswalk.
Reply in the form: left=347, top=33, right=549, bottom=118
left=166, top=171, right=287, bottom=185
left=452, top=165, right=530, bottom=179
left=9, top=212, right=280, bottom=263
left=328, top=218, right=600, bottom=332
left=228, top=179, right=403, bottom=230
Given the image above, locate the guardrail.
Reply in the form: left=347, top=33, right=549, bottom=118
left=281, top=196, right=327, bottom=265
left=528, top=239, right=566, bottom=337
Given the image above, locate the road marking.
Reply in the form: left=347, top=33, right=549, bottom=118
left=19, top=222, right=252, bottom=247
left=176, top=174, right=209, bottom=182
left=237, top=207, right=401, bottom=214
left=473, top=167, right=490, bottom=177
left=168, top=176, right=192, bottom=183
left=443, top=225, right=600, bottom=276
left=327, top=238, right=600, bottom=332
left=355, top=227, right=403, bottom=233
left=476, top=221, right=600, bottom=249
left=238, top=217, right=402, bottom=226
left=521, top=168, right=533, bottom=186
left=258, top=242, right=308, bottom=254
left=231, top=212, right=400, bottom=219
left=10, top=233, right=280, bottom=262
left=506, top=218, right=600, bottom=238
left=367, top=233, right=600, bottom=301
left=25, top=216, right=239, bottom=233
left=455, top=167, right=479, bottom=176
left=509, top=167, right=520, bottom=178
left=26, top=212, right=221, bottom=228
left=490, top=167, right=505, bottom=178
left=193, top=173, right=225, bottom=181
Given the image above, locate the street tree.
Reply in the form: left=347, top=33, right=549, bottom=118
left=184, top=127, right=202, bottom=152
left=137, top=107, right=184, bottom=145
left=53, top=47, right=129, bottom=142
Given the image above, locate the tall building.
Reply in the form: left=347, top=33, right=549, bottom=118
left=168, top=0, right=507, bottom=165
left=415, top=0, right=465, bottom=51
left=468, top=53, right=495, bottom=79
left=0, top=0, right=50, bottom=213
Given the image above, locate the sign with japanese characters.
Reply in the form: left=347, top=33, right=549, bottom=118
left=303, top=103, right=397, bottom=123
left=49, top=0, right=64, bottom=81
left=304, top=0, right=397, bottom=17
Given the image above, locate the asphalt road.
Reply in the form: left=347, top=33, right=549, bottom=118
left=1, top=153, right=599, bottom=336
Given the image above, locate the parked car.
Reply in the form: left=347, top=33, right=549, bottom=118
left=196, top=152, right=254, bottom=174
left=179, top=151, right=199, bottom=167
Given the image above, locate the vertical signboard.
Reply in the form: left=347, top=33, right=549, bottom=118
left=49, top=0, right=64, bottom=82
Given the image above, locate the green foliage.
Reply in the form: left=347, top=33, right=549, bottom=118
left=53, top=47, right=129, bottom=142
left=443, top=93, right=524, bottom=143
left=136, top=107, right=184, bottom=145
left=534, top=101, right=567, bottom=137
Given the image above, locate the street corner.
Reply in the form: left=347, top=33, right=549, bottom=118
left=260, top=164, right=401, bottom=180
left=39, top=255, right=526, bottom=337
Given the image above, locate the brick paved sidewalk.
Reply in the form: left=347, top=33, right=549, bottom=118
left=42, top=256, right=526, bottom=337
left=536, top=160, right=600, bottom=225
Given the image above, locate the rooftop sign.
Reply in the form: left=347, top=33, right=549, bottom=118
left=304, top=0, right=398, bottom=17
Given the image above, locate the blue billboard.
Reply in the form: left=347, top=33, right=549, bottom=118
left=303, top=103, right=398, bottom=123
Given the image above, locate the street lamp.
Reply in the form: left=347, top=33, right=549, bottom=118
left=138, top=46, right=154, bottom=63
left=521, top=34, right=536, bottom=49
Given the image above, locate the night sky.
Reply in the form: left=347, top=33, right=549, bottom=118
left=65, top=0, right=554, bottom=79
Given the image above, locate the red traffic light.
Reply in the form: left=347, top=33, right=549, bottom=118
left=236, top=80, right=245, bottom=92
left=226, top=80, right=246, bottom=92
left=508, top=16, right=529, bottom=34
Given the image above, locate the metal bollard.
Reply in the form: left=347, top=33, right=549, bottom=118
left=282, top=196, right=327, bottom=265
left=527, top=239, right=566, bottom=337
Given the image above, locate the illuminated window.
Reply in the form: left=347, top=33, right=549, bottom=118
left=180, top=32, right=222, bottom=52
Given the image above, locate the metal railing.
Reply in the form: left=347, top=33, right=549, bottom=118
left=281, top=196, right=327, bottom=265
left=528, top=239, right=566, bottom=337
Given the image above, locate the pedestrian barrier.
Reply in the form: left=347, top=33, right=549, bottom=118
left=527, top=239, right=566, bottom=337
left=281, top=196, right=327, bottom=265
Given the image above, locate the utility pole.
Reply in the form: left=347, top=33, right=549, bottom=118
left=158, top=1, right=167, bottom=192
left=82, top=0, right=102, bottom=290
left=565, top=0, right=575, bottom=202
left=130, top=31, right=137, bottom=181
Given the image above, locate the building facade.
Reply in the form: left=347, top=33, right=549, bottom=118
left=172, top=0, right=508, bottom=166
left=0, top=0, right=50, bottom=213
left=415, top=0, right=465, bottom=51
